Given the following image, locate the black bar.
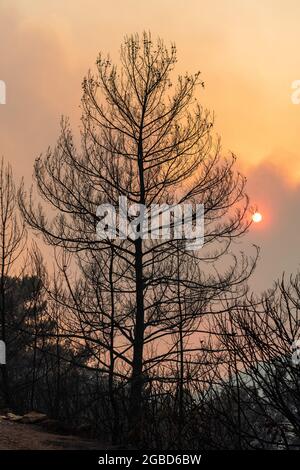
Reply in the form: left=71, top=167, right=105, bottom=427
left=0, top=450, right=297, bottom=467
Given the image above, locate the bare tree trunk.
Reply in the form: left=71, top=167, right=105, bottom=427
left=108, top=247, right=119, bottom=444
left=128, top=237, right=145, bottom=445
left=176, top=248, right=184, bottom=447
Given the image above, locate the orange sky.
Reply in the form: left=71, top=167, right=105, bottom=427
left=1, top=0, right=300, bottom=179
left=1, top=0, right=300, bottom=291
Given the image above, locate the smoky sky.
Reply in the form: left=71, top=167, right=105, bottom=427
left=245, top=162, right=300, bottom=293
left=1, top=1, right=300, bottom=294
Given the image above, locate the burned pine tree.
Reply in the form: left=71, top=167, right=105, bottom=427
left=19, top=33, right=255, bottom=446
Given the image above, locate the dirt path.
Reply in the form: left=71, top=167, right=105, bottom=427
left=0, top=419, right=104, bottom=450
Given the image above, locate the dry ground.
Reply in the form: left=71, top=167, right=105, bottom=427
left=0, top=419, right=104, bottom=450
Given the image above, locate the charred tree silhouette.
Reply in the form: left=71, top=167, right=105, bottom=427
left=19, top=33, right=256, bottom=446
left=215, top=275, right=300, bottom=448
left=0, top=158, right=26, bottom=408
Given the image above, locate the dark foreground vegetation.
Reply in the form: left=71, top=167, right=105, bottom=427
left=1, top=33, right=300, bottom=450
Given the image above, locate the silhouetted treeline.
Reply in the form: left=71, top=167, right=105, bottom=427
left=1, top=271, right=300, bottom=449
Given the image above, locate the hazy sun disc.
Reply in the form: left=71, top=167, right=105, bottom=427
left=252, top=212, right=262, bottom=223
